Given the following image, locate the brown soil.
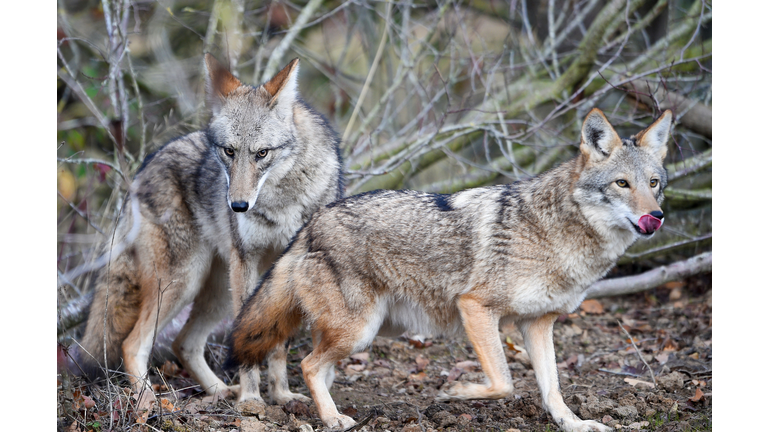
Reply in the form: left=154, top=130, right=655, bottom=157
left=58, top=275, right=711, bottom=432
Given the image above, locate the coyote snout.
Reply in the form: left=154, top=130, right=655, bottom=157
left=231, top=201, right=249, bottom=212
left=638, top=211, right=664, bottom=234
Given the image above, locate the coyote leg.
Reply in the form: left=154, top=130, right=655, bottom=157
left=438, top=295, right=514, bottom=401
left=173, top=257, right=232, bottom=399
left=267, top=344, right=311, bottom=404
left=519, top=313, right=612, bottom=432
left=301, top=341, right=356, bottom=430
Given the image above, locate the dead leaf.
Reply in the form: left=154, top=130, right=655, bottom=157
left=159, top=398, right=175, bottom=412
left=455, top=360, right=481, bottom=372
left=655, top=352, right=670, bottom=364
left=565, top=354, right=579, bottom=368
left=662, top=281, right=685, bottom=290
left=688, top=352, right=700, bottom=360
left=669, top=286, right=683, bottom=301
left=408, top=372, right=428, bottom=382
left=345, top=364, right=365, bottom=374
left=341, top=406, right=358, bottom=417
left=505, top=337, right=521, bottom=354
left=415, top=354, right=430, bottom=372
left=350, top=352, right=370, bottom=364
left=160, top=360, right=180, bottom=377
left=580, top=299, right=604, bottom=314
left=662, top=339, right=679, bottom=351
left=407, top=336, right=432, bottom=348
left=624, top=377, right=655, bottom=389
left=689, top=388, right=705, bottom=403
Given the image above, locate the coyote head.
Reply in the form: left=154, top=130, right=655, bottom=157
left=574, top=108, right=673, bottom=239
left=204, top=53, right=301, bottom=213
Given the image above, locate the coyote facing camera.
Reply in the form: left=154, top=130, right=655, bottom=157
left=78, top=54, right=343, bottom=408
left=227, top=108, right=673, bottom=432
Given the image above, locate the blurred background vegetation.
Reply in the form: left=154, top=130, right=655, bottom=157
left=57, top=0, right=711, bottom=333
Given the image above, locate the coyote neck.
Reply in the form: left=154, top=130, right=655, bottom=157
left=505, top=156, right=632, bottom=287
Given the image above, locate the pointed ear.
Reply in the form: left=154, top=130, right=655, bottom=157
left=635, top=110, right=673, bottom=161
left=580, top=108, right=622, bottom=161
left=263, top=58, right=299, bottom=110
left=204, top=53, right=242, bottom=115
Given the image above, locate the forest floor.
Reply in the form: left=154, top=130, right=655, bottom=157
left=58, top=275, right=712, bottom=432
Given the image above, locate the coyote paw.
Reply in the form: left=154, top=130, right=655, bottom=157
left=560, top=419, right=612, bottom=432
left=271, top=389, right=312, bottom=405
left=436, top=381, right=511, bottom=401
left=321, top=414, right=356, bottom=430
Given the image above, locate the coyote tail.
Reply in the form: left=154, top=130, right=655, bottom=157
left=226, top=272, right=302, bottom=369
left=76, top=253, right=143, bottom=377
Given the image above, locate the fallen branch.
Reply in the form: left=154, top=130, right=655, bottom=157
left=586, top=252, right=711, bottom=298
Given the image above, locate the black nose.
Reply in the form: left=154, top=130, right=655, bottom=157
left=650, top=210, right=664, bottom=219
left=231, top=201, right=249, bottom=213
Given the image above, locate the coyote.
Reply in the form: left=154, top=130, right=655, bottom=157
left=227, top=109, right=673, bottom=431
left=78, top=54, right=342, bottom=408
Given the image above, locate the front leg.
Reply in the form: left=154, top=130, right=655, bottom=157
left=518, top=313, right=611, bottom=432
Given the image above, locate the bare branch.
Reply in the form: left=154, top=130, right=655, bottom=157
left=586, top=252, right=712, bottom=299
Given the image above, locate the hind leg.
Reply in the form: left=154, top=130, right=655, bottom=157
left=311, top=328, right=336, bottom=390
left=122, top=248, right=214, bottom=409
left=172, top=256, right=232, bottom=399
left=301, top=340, right=356, bottom=430
left=438, top=295, right=514, bottom=401
left=267, top=343, right=312, bottom=404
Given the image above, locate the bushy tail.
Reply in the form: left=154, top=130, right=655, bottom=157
left=76, top=251, right=143, bottom=378
left=226, top=268, right=303, bottom=370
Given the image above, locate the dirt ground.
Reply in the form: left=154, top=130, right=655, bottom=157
left=58, top=275, right=712, bottom=432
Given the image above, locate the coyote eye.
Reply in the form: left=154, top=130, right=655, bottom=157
left=257, top=149, right=268, bottom=158
left=224, top=147, right=235, bottom=157
left=616, top=179, right=629, bottom=188
left=650, top=179, right=658, bottom=188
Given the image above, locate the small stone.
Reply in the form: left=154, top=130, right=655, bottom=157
left=614, top=405, right=638, bottom=420
left=284, top=400, right=312, bottom=418
left=401, top=424, right=422, bottom=432
left=241, top=418, right=268, bottom=432
left=657, top=371, right=685, bottom=391
left=264, top=405, right=289, bottom=423
left=433, top=411, right=458, bottom=428
left=626, top=421, right=650, bottom=430
left=236, top=399, right=267, bottom=417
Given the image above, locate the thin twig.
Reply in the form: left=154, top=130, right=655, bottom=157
left=260, top=0, right=324, bottom=81
left=341, top=0, right=393, bottom=146
left=617, top=320, right=657, bottom=387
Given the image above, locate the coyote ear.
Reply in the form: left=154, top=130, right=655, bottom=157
left=263, top=58, right=299, bottom=110
left=635, top=110, right=673, bottom=161
left=204, top=53, right=242, bottom=115
left=580, top=108, right=622, bottom=161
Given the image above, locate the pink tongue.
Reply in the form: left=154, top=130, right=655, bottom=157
left=638, top=214, right=662, bottom=233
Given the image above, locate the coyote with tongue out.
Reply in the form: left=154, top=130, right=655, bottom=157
left=228, top=108, right=673, bottom=432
